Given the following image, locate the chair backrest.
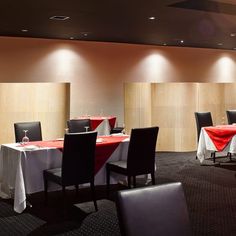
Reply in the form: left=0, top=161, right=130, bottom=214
left=14, top=121, right=42, bottom=143
left=61, top=131, right=97, bottom=186
left=67, top=119, right=91, bottom=133
left=116, top=182, right=192, bottom=236
left=127, top=127, right=159, bottom=175
left=226, top=110, right=236, bottom=124
left=194, top=112, right=213, bottom=141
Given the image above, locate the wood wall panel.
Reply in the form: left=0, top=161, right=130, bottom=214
left=124, top=83, right=152, bottom=134
left=124, top=82, right=236, bottom=152
left=197, top=83, right=225, bottom=125
left=0, top=83, right=70, bottom=144
left=151, top=83, right=197, bottom=151
left=224, top=84, right=236, bottom=118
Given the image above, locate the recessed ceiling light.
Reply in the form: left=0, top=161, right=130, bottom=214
left=81, top=32, right=89, bottom=37
left=180, top=40, right=184, bottom=44
left=218, top=43, right=223, bottom=46
left=230, top=33, right=236, bottom=37
left=163, top=43, right=167, bottom=46
left=148, top=16, right=156, bottom=20
left=49, top=16, right=70, bottom=21
left=69, top=37, right=74, bottom=40
left=21, top=29, right=28, bottom=32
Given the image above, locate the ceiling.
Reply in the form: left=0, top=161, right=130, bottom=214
left=0, top=0, right=236, bottom=50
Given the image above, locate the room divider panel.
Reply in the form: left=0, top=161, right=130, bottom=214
left=0, top=83, right=70, bottom=144
left=124, top=83, right=236, bottom=152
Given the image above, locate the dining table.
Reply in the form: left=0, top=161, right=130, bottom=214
left=0, top=134, right=129, bottom=213
left=197, top=125, right=236, bottom=163
left=76, top=116, right=116, bottom=136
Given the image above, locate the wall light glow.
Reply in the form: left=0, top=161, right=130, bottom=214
left=128, top=52, right=176, bottom=82
left=207, top=56, right=236, bottom=82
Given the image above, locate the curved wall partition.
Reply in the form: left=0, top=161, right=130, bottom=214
left=125, top=82, right=236, bottom=151
left=0, top=83, right=70, bottom=144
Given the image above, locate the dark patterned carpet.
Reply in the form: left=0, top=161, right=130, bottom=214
left=1, top=152, right=236, bottom=235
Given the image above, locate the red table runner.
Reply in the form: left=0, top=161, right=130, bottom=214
left=77, top=116, right=116, bottom=130
left=24, top=135, right=128, bottom=174
left=204, top=125, right=236, bottom=151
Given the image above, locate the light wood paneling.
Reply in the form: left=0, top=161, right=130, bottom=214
left=151, top=83, right=197, bottom=151
left=0, top=83, right=70, bottom=144
left=224, top=83, right=236, bottom=120
left=197, top=83, right=225, bottom=125
left=124, top=83, right=152, bottom=134
left=124, top=82, right=236, bottom=151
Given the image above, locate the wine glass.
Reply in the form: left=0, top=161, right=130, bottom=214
left=84, top=126, right=89, bottom=132
left=22, top=130, right=29, bottom=144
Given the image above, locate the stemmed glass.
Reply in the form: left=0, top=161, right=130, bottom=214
left=22, top=130, right=29, bottom=144
left=84, top=126, right=89, bottom=132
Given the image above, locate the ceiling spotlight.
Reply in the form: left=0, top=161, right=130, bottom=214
left=230, top=33, right=236, bottom=37
left=21, top=29, right=28, bottom=32
left=81, top=32, right=89, bottom=37
left=148, top=16, right=156, bottom=20
left=49, top=16, right=70, bottom=21
left=180, top=40, right=184, bottom=44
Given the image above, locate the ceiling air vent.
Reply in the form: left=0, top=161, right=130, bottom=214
left=49, top=15, right=70, bottom=21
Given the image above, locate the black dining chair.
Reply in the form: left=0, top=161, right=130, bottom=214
left=116, top=182, right=192, bottom=236
left=67, top=119, right=91, bottom=133
left=194, top=112, right=213, bottom=141
left=14, top=121, right=42, bottom=143
left=110, top=127, right=124, bottom=134
left=194, top=112, right=216, bottom=161
left=106, top=126, right=159, bottom=195
left=226, top=110, right=236, bottom=124
left=43, top=131, right=98, bottom=211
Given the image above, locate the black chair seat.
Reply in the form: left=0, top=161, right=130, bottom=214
left=44, top=168, right=62, bottom=185
left=110, top=127, right=124, bottom=134
left=107, top=161, right=128, bottom=175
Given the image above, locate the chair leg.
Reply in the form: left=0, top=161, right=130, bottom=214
left=133, top=176, right=136, bottom=188
left=62, top=186, right=67, bottom=215
left=90, top=181, right=98, bottom=211
left=106, top=165, right=110, bottom=198
left=127, top=176, right=132, bottom=188
left=213, top=152, right=216, bottom=163
left=43, top=175, right=48, bottom=206
left=151, top=172, right=155, bottom=185
left=75, top=185, right=79, bottom=198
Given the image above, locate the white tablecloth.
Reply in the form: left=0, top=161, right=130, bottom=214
left=0, top=138, right=129, bottom=213
left=197, top=128, right=236, bottom=163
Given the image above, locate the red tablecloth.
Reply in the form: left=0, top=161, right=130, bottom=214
left=24, top=135, right=128, bottom=174
left=204, top=125, right=236, bottom=151
left=77, top=116, right=116, bottom=130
